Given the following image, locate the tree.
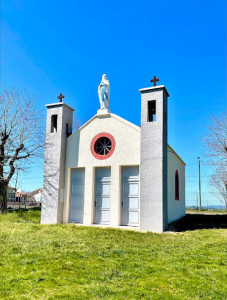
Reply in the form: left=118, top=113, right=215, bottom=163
left=0, top=89, right=45, bottom=213
left=203, top=113, right=227, bottom=166
left=203, top=113, right=227, bottom=210
left=210, top=166, right=227, bottom=211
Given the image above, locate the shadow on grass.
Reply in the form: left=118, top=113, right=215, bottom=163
left=5, top=207, right=41, bottom=223
left=168, top=213, right=227, bottom=232
left=4, top=208, right=227, bottom=232
left=8, top=207, right=41, bottom=213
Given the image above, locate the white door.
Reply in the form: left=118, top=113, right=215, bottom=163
left=94, top=167, right=111, bottom=225
left=69, top=168, right=85, bottom=223
left=121, top=166, right=139, bottom=226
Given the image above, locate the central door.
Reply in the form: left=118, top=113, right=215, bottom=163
left=94, top=167, right=111, bottom=225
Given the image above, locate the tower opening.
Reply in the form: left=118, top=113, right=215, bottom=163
left=147, top=100, right=156, bottom=122
left=51, top=115, right=58, bottom=133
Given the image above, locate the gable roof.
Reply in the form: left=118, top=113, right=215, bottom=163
left=67, top=113, right=140, bottom=141
left=168, top=145, right=186, bottom=166
left=67, top=112, right=185, bottom=165
left=28, top=188, right=43, bottom=197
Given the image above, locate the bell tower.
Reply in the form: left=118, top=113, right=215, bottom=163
left=140, top=78, right=169, bottom=232
left=41, top=94, right=74, bottom=224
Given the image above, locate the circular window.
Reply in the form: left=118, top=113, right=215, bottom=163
left=91, top=133, right=115, bottom=160
left=95, top=137, right=112, bottom=155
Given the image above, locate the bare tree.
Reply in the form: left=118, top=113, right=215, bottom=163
left=72, top=113, right=80, bottom=132
left=203, top=113, right=227, bottom=166
left=0, top=89, right=45, bottom=213
left=203, top=113, right=227, bottom=210
left=210, top=167, right=227, bottom=211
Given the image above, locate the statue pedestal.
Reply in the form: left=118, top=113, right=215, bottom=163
left=97, top=108, right=111, bottom=116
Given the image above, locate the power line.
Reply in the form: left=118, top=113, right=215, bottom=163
left=18, top=177, right=43, bottom=179
left=186, top=175, right=212, bottom=177
left=187, top=191, right=214, bottom=194
left=186, top=180, right=210, bottom=182
left=186, top=162, right=197, bottom=166
left=18, top=182, right=43, bottom=184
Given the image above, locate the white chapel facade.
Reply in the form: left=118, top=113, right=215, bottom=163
left=41, top=76, right=185, bottom=233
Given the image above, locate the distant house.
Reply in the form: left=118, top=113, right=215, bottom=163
left=16, top=190, right=27, bottom=202
left=28, top=188, right=43, bottom=203
left=7, top=186, right=16, bottom=201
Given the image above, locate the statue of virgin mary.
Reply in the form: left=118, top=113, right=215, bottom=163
left=98, top=74, right=110, bottom=109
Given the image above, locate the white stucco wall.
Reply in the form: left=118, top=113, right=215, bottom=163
left=62, top=112, right=185, bottom=229
left=167, top=147, right=186, bottom=223
left=63, top=113, right=141, bottom=227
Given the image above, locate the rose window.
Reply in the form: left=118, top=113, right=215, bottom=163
left=95, top=137, right=112, bottom=155
left=90, top=133, right=115, bottom=160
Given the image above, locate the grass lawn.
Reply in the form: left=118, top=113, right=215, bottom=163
left=0, top=209, right=226, bottom=299
left=186, top=209, right=227, bottom=214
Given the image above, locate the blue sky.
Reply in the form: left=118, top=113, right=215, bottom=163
left=1, top=0, right=226, bottom=206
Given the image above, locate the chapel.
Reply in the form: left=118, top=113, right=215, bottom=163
left=41, top=75, right=185, bottom=233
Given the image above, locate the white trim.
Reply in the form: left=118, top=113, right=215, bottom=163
left=110, top=114, right=140, bottom=131
left=46, top=102, right=75, bottom=111
left=139, top=85, right=170, bottom=97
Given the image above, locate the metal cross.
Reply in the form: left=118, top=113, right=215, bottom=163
left=57, top=93, right=65, bottom=102
left=150, top=76, right=159, bottom=86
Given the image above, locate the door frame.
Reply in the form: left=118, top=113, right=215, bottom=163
left=94, top=167, right=111, bottom=225
left=69, top=167, right=85, bottom=223
left=121, top=165, right=140, bottom=227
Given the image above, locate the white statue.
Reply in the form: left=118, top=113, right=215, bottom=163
left=98, top=74, right=110, bottom=110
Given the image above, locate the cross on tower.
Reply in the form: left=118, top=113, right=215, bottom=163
left=150, top=76, right=159, bottom=86
left=57, top=93, right=65, bottom=102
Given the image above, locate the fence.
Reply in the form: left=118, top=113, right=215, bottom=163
left=7, top=198, right=41, bottom=210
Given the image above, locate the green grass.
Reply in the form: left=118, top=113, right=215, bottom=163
left=186, top=209, right=227, bottom=214
left=0, top=209, right=226, bottom=299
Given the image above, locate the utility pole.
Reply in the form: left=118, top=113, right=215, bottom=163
left=197, top=157, right=201, bottom=211
left=225, top=181, right=227, bottom=211
left=196, top=192, right=198, bottom=211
